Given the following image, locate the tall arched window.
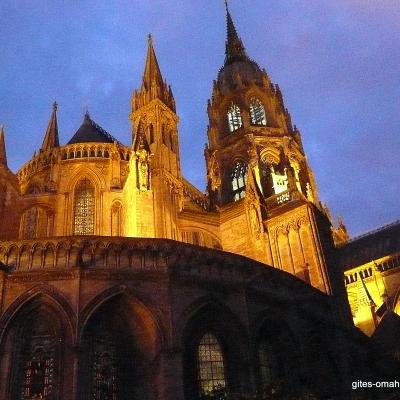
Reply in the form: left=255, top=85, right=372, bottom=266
left=231, top=162, right=247, bottom=201
left=227, top=103, right=243, bottom=132
left=249, top=97, right=267, bottom=126
left=14, top=313, right=59, bottom=400
left=111, top=202, right=122, bottom=236
left=197, top=333, right=226, bottom=399
left=74, top=178, right=95, bottom=235
left=258, top=339, right=278, bottom=388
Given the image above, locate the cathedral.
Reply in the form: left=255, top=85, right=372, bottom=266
left=0, top=4, right=399, bottom=400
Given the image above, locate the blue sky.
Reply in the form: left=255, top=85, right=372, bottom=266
left=0, top=0, right=399, bottom=237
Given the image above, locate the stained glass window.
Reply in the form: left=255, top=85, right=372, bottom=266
left=74, top=178, right=95, bottom=235
left=91, top=333, right=118, bottom=400
left=249, top=97, right=267, bottom=126
left=231, top=162, right=247, bottom=201
left=197, top=333, right=226, bottom=399
left=227, top=103, right=243, bottom=132
left=18, top=317, right=57, bottom=400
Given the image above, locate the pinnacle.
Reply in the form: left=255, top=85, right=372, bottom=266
left=0, top=125, right=7, bottom=167
left=40, top=101, right=60, bottom=152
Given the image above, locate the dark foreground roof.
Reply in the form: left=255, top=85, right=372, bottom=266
left=68, top=112, right=119, bottom=145
left=339, top=220, right=400, bottom=270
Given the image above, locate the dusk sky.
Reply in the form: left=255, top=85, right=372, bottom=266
left=0, top=0, right=399, bottom=237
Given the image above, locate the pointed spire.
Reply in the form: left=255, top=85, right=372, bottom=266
left=41, top=101, right=59, bottom=152
left=224, top=1, right=249, bottom=65
left=143, top=33, right=164, bottom=91
left=0, top=125, right=7, bottom=167
left=133, top=35, right=176, bottom=112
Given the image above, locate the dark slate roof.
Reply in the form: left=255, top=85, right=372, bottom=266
left=338, top=220, right=400, bottom=270
left=67, top=113, right=119, bottom=145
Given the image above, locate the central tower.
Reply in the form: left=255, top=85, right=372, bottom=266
left=205, top=4, right=344, bottom=298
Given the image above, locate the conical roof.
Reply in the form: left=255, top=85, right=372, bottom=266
left=67, top=112, right=119, bottom=145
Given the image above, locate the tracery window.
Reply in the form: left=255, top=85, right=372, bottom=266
left=227, top=103, right=243, bottom=132
left=231, top=162, right=247, bottom=201
left=16, top=316, right=58, bottom=400
left=197, top=333, right=226, bottom=399
left=249, top=97, right=267, bottom=126
left=90, top=332, right=118, bottom=400
left=73, top=178, right=95, bottom=235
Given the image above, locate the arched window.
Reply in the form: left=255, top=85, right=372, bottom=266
left=249, top=97, right=267, bottom=126
left=258, top=338, right=278, bottom=388
left=73, top=178, right=95, bottom=235
left=197, top=333, right=226, bottom=399
left=111, top=202, right=122, bottom=236
left=231, top=162, right=247, bottom=201
left=227, top=103, right=243, bottom=132
left=14, top=313, right=59, bottom=400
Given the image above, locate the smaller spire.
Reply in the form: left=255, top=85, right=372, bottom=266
left=41, top=101, right=60, bottom=152
left=132, top=35, right=176, bottom=112
left=224, top=1, right=249, bottom=65
left=0, top=125, right=7, bottom=167
left=143, top=33, right=164, bottom=90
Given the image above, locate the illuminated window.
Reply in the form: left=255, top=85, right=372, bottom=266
left=231, top=162, right=247, bottom=201
left=197, top=333, right=226, bottom=399
left=91, top=332, right=118, bottom=400
left=17, top=316, right=58, bottom=400
left=74, top=178, right=95, bottom=235
left=249, top=97, right=267, bottom=126
left=227, top=103, right=243, bottom=132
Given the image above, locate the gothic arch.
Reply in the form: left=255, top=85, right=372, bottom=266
left=78, top=285, right=165, bottom=350
left=0, top=286, right=76, bottom=346
left=251, top=311, right=304, bottom=392
left=0, top=288, right=76, bottom=400
left=66, top=166, right=107, bottom=194
left=181, top=299, right=250, bottom=399
left=78, top=287, right=165, bottom=400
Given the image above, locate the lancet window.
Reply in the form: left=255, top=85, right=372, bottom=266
left=231, top=162, right=247, bottom=201
left=227, top=103, right=243, bottom=132
left=197, top=333, right=226, bottom=399
left=249, top=97, right=267, bottom=126
left=90, top=332, right=118, bottom=400
left=15, top=315, right=58, bottom=400
left=73, top=178, right=95, bottom=235
left=258, top=339, right=277, bottom=388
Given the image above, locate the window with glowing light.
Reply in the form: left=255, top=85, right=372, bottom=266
left=231, top=162, right=247, bottom=201
left=16, top=315, right=58, bottom=400
left=73, top=178, right=95, bottom=235
left=197, top=333, right=226, bottom=399
left=249, top=97, right=267, bottom=126
left=227, top=103, right=243, bottom=132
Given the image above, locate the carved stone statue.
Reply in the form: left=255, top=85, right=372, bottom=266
left=136, top=144, right=150, bottom=191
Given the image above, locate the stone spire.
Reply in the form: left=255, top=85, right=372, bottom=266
left=41, top=102, right=60, bottom=152
left=143, top=34, right=164, bottom=91
left=132, top=35, right=176, bottom=112
left=224, top=0, right=249, bottom=65
left=0, top=125, right=7, bottom=167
